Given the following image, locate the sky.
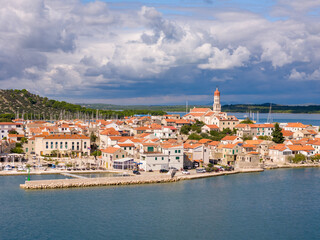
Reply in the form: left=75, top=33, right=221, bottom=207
left=1, top=0, right=320, bottom=105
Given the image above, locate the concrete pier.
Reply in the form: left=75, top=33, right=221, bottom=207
left=60, top=173, right=88, bottom=179
left=20, top=169, right=264, bottom=190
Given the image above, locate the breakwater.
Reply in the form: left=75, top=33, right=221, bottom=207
left=20, top=169, right=263, bottom=190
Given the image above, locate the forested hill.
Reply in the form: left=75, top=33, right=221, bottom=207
left=0, top=89, right=166, bottom=122
left=222, top=103, right=320, bottom=113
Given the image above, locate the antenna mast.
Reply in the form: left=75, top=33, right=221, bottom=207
left=267, top=104, right=273, bottom=123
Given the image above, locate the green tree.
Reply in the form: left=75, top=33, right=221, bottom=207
left=8, top=129, right=18, bottom=134
left=243, top=135, right=253, bottom=141
left=90, top=132, right=97, bottom=143
left=222, top=128, right=232, bottom=135
left=11, top=147, right=24, bottom=154
left=240, top=117, right=254, bottom=124
left=311, top=155, right=320, bottom=162
left=180, top=125, right=191, bottom=135
left=188, top=133, right=202, bottom=140
left=291, top=153, right=306, bottom=163
left=92, top=150, right=101, bottom=157
left=258, top=136, right=272, bottom=140
left=272, top=123, right=284, bottom=143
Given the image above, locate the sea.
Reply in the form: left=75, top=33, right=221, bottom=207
left=1, top=168, right=320, bottom=240
left=168, top=112, right=320, bottom=126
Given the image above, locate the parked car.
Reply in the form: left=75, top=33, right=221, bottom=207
left=215, top=166, right=225, bottom=171
left=224, top=166, right=233, bottom=171
left=148, top=169, right=153, bottom=172
left=196, top=168, right=206, bottom=173
left=133, top=170, right=141, bottom=175
left=169, top=167, right=178, bottom=170
left=17, top=166, right=26, bottom=171
left=160, top=169, right=169, bottom=173
left=182, top=170, right=190, bottom=175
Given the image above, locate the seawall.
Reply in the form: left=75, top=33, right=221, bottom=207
left=20, top=169, right=264, bottom=190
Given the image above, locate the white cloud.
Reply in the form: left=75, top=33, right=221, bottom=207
left=289, top=68, right=320, bottom=81
left=0, top=0, right=320, bottom=102
left=198, top=46, right=250, bottom=70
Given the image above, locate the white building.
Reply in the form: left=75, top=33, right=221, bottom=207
left=140, top=144, right=184, bottom=171
left=0, top=122, right=24, bottom=139
left=33, top=134, right=90, bottom=157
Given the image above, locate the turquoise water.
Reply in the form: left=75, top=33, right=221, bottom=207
left=168, top=112, right=320, bottom=126
left=1, top=169, right=320, bottom=240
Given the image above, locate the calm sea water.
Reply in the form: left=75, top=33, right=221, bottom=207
left=168, top=112, right=320, bottom=126
left=1, top=169, right=320, bottom=240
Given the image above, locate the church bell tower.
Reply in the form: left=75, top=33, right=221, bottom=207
left=213, top=88, right=221, bottom=113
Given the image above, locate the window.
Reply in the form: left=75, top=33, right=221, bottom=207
left=65, top=142, right=68, bottom=149
left=116, top=155, right=118, bottom=158
left=155, top=157, right=157, bottom=160
left=46, top=142, right=48, bottom=149
left=162, top=157, right=164, bottom=160
left=55, top=142, right=58, bottom=149
left=72, top=142, right=74, bottom=150
left=77, top=142, right=79, bottom=150
left=124, top=147, right=126, bottom=150
left=176, top=157, right=179, bottom=160
left=178, top=150, right=181, bottom=153
left=129, top=147, right=132, bottom=150
left=60, top=142, right=63, bottom=149
left=122, top=155, right=124, bottom=158
left=84, top=142, right=87, bottom=149
left=51, top=142, right=53, bottom=149
left=175, top=150, right=177, bottom=153
left=26, top=148, right=28, bottom=152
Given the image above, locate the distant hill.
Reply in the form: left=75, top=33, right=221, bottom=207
left=0, top=89, right=166, bottom=122
left=81, top=103, right=320, bottom=114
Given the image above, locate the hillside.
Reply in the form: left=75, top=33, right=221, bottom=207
left=0, top=89, right=166, bottom=121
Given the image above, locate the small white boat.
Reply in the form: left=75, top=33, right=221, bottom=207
left=4, top=165, right=12, bottom=171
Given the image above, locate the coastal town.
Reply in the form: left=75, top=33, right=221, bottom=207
left=1, top=88, right=320, bottom=188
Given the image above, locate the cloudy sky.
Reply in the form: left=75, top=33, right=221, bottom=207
left=1, top=0, right=320, bottom=105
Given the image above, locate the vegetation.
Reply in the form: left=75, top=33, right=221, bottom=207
left=188, top=128, right=233, bottom=141
left=181, top=120, right=205, bottom=135
left=242, top=135, right=253, bottom=141
left=311, top=155, right=320, bottom=162
left=92, top=150, right=102, bottom=157
left=90, top=132, right=97, bottom=143
left=291, top=154, right=306, bottom=163
left=272, top=123, right=285, bottom=143
left=0, top=89, right=167, bottom=122
left=8, top=130, right=18, bottom=134
left=258, top=136, right=272, bottom=141
left=240, top=118, right=254, bottom=124
left=11, top=142, right=24, bottom=154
